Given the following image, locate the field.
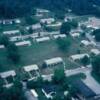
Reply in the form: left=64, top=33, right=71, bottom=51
left=0, top=35, right=93, bottom=74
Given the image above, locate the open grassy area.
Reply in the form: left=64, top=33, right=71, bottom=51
left=0, top=36, right=93, bottom=74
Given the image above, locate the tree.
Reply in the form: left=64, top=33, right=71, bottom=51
left=92, top=29, right=100, bottom=42
left=92, top=55, right=100, bottom=76
left=25, top=16, right=38, bottom=25
left=60, top=22, right=71, bottom=35
left=20, top=29, right=27, bottom=35
left=28, top=27, right=33, bottom=34
left=52, top=68, right=65, bottom=84
left=7, top=43, right=20, bottom=64
left=0, top=35, right=10, bottom=47
left=70, top=19, right=78, bottom=29
left=56, top=38, right=71, bottom=52
left=81, top=56, right=90, bottom=66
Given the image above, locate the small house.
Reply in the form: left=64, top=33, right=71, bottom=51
left=71, top=32, right=80, bottom=38
left=0, top=45, right=5, bottom=49
left=15, top=41, right=31, bottom=46
left=53, top=34, right=66, bottom=39
left=35, top=37, right=50, bottom=43
left=23, top=64, right=39, bottom=81
left=42, top=84, right=56, bottom=99
left=43, top=57, right=63, bottom=67
left=0, top=70, right=16, bottom=88
left=3, top=30, right=20, bottom=35
left=40, top=18, right=55, bottom=24
left=70, top=54, right=89, bottom=61
left=91, top=49, right=100, bottom=55
left=81, top=40, right=91, bottom=46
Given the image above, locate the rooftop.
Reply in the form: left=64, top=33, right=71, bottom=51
left=72, top=80, right=96, bottom=98
left=23, top=64, right=39, bottom=72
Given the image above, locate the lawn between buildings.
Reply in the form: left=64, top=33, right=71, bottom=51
left=0, top=36, right=92, bottom=74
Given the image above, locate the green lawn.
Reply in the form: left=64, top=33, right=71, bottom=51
left=0, top=36, right=93, bottom=74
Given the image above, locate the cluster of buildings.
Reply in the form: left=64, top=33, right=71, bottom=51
left=0, top=8, right=100, bottom=100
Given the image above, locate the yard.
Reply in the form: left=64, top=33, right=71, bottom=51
left=0, top=36, right=93, bottom=75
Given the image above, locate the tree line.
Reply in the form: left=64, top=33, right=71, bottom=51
left=0, top=0, right=100, bottom=19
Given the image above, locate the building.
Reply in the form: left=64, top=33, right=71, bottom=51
left=0, top=45, right=5, bottom=49
left=70, top=54, right=89, bottom=61
left=46, top=22, right=62, bottom=27
left=53, top=34, right=66, bottom=39
left=15, top=41, right=31, bottom=46
left=40, top=31, right=60, bottom=37
left=35, top=37, right=50, bottom=43
left=10, top=36, right=22, bottom=42
left=72, top=80, right=96, bottom=100
left=23, top=64, right=39, bottom=81
left=91, top=49, right=100, bottom=55
left=36, top=8, right=49, bottom=13
left=44, top=57, right=63, bottom=67
left=42, top=84, right=56, bottom=99
left=14, top=19, right=21, bottom=24
left=81, top=40, right=91, bottom=46
left=71, top=32, right=80, bottom=38
left=3, top=30, right=20, bottom=35
left=2, top=20, right=13, bottom=25
left=40, top=18, right=55, bottom=24
left=0, top=70, right=16, bottom=88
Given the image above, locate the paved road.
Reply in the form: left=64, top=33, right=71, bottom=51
left=42, top=67, right=100, bottom=95
left=83, top=71, right=100, bottom=95
left=42, top=67, right=91, bottom=81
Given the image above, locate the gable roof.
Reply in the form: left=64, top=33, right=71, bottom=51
left=72, top=80, right=96, bottom=98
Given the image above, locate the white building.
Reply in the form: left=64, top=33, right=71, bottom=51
left=3, top=30, right=20, bottom=35
left=36, top=8, right=49, bottom=13
left=31, top=33, right=39, bottom=39
left=26, top=23, right=41, bottom=30
left=40, top=31, right=60, bottom=37
left=53, top=34, right=66, bottom=39
left=70, top=54, right=89, bottom=61
left=35, top=37, right=50, bottom=43
left=0, top=70, right=16, bottom=88
left=46, top=22, right=62, bottom=27
left=0, top=45, right=5, bottom=49
left=2, top=20, right=13, bottom=25
left=30, top=89, right=38, bottom=98
left=44, top=57, right=63, bottom=67
left=15, top=41, right=31, bottom=46
left=71, top=32, right=80, bottom=38
left=40, top=18, right=55, bottom=24
left=91, top=49, right=100, bottom=55
left=15, top=19, right=21, bottom=24
left=23, top=64, right=39, bottom=72
left=10, top=36, right=22, bottom=42
left=23, top=64, right=39, bottom=81
left=81, top=40, right=91, bottom=46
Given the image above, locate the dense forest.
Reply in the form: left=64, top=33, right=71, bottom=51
left=0, top=0, right=100, bottom=19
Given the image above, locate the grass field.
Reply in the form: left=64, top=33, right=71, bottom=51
left=0, top=36, right=93, bottom=74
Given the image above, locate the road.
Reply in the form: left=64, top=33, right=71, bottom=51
left=42, top=67, right=100, bottom=95
left=42, top=67, right=91, bottom=81
left=83, top=71, right=100, bottom=95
